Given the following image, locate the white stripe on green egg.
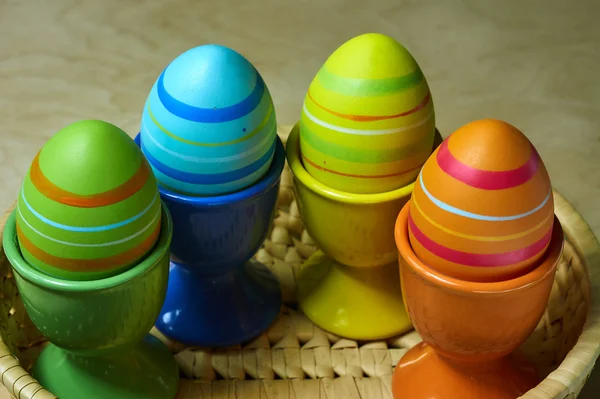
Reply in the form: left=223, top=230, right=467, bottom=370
left=17, top=173, right=161, bottom=259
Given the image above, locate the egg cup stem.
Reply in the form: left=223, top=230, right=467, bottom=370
left=155, top=259, right=281, bottom=347
left=297, top=251, right=412, bottom=340
left=285, top=123, right=440, bottom=340
left=134, top=134, right=285, bottom=347
left=33, top=335, right=179, bottom=399
left=392, top=203, right=564, bottom=399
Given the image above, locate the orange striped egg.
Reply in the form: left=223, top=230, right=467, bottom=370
left=408, top=119, right=554, bottom=282
left=299, top=33, right=436, bottom=194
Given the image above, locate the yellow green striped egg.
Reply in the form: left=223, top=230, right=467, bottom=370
left=299, top=33, right=436, bottom=194
left=15, top=120, right=162, bottom=281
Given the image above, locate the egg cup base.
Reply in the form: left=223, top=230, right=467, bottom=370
left=155, top=258, right=282, bottom=347
left=32, top=334, right=179, bottom=399
left=391, top=341, right=540, bottom=399
left=297, top=250, right=412, bottom=340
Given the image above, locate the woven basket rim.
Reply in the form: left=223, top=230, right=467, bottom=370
left=525, top=191, right=600, bottom=398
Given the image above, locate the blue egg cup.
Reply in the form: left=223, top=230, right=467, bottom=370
left=134, top=134, right=284, bottom=347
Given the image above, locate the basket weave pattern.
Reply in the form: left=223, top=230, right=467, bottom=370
left=0, top=126, right=596, bottom=399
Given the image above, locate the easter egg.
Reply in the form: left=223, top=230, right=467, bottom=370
left=408, top=119, right=554, bottom=283
left=139, top=44, right=278, bottom=196
left=16, top=120, right=162, bottom=281
left=299, top=33, right=436, bottom=194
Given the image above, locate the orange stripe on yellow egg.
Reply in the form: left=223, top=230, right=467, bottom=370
left=307, top=90, right=431, bottom=122
left=16, top=221, right=161, bottom=272
left=30, top=152, right=150, bottom=208
left=299, top=135, right=431, bottom=175
left=410, top=196, right=554, bottom=253
left=302, top=153, right=424, bottom=179
left=300, top=109, right=435, bottom=150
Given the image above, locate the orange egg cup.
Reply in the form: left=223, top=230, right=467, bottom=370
left=392, top=202, right=563, bottom=399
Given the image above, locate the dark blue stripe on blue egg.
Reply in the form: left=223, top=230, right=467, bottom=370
left=156, top=70, right=265, bottom=123
left=141, top=138, right=276, bottom=185
left=145, top=82, right=275, bottom=155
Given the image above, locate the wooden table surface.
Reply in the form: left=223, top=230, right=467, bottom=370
left=0, top=0, right=598, bottom=397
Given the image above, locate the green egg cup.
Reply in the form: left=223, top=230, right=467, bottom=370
left=2, top=203, right=179, bottom=399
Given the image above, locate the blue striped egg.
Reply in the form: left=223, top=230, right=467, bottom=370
left=139, top=44, right=278, bottom=196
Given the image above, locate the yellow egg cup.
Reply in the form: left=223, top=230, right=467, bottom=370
left=286, top=123, right=443, bottom=340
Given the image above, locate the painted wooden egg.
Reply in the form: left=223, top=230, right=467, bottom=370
left=408, top=119, right=554, bottom=283
left=139, top=44, right=277, bottom=196
left=299, top=33, right=436, bottom=194
left=16, top=120, right=162, bottom=281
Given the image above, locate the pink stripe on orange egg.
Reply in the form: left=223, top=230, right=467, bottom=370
left=408, top=211, right=552, bottom=267
left=307, top=91, right=431, bottom=122
left=436, top=139, right=540, bottom=190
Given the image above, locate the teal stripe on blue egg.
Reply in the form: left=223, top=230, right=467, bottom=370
left=139, top=44, right=278, bottom=196
left=147, top=148, right=275, bottom=196
left=140, top=107, right=276, bottom=174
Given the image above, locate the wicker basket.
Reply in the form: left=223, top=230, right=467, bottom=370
left=0, top=125, right=598, bottom=399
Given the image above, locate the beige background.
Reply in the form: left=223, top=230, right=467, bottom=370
left=0, top=0, right=598, bottom=397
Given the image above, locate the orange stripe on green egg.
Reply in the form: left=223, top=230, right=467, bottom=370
left=16, top=221, right=161, bottom=281
left=15, top=120, right=162, bottom=280
left=18, top=173, right=160, bottom=254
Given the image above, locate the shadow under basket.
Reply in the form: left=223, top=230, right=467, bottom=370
left=0, top=125, right=599, bottom=399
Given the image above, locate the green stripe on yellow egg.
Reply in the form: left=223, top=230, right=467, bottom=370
left=307, top=32, right=432, bottom=119
left=316, top=65, right=424, bottom=97
left=299, top=118, right=434, bottom=163
left=300, top=137, right=429, bottom=176
left=308, top=78, right=432, bottom=123
left=301, top=100, right=435, bottom=149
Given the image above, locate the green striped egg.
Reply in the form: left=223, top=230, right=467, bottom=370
left=15, top=120, right=162, bottom=281
left=299, top=33, right=436, bottom=194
